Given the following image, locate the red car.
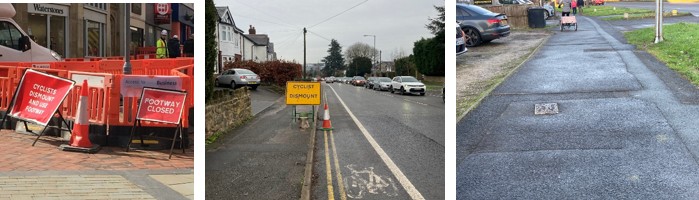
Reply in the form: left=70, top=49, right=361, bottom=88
left=351, top=76, right=366, bottom=86
left=593, top=0, right=604, bottom=5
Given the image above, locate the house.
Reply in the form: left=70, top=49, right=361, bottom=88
left=375, top=61, right=394, bottom=73
left=244, top=26, right=273, bottom=62
left=215, top=6, right=243, bottom=74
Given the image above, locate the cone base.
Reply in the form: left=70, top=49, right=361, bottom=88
left=59, top=144, right=101, bottom=154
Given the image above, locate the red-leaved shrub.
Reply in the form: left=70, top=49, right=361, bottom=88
left=224, top=60, right=302, bottom=87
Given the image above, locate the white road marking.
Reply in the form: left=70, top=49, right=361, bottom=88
left=344, top=164, right=399, bottom=199
left=327, top=85, right=425, bottom=200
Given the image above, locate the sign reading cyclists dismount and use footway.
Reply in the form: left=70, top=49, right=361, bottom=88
left=286, top=81, right=321, bottom=105
left=7, top=69, right=75, bottom=126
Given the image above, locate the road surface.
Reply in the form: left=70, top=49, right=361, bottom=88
left=313, top=82, right=444, bottom=200
left=457, top=15, right=699, bottom=198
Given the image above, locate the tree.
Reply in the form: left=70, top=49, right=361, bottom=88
left=394, top=55, right=416, bottom=76
left=413, top=30, right=444, bottom=76
left=347, top=57, right=372, bottom=77
left=426, top=6, right=445, bottom=36
left=344, top=42, right=378, bottom=65
left=205, top=0, right=218, bottom=102
left=322, top=39, right=345, bottom=77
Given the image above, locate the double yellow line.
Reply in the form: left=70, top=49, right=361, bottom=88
left=324, top=130, right=346, bottom=200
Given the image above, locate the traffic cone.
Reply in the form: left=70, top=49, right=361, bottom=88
left=69, top=80, right=92, bottom=148
left=322, top=103, right=333, bottom=130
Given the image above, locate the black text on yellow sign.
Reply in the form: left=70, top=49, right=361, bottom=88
left=286, top=81, right=321, bottom=105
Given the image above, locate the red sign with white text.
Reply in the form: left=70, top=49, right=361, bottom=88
left=136, top=88, right=187, bottom=124
left=154, top=3, right=171, bottom=24
left=9, top=69, right=75, bottom=126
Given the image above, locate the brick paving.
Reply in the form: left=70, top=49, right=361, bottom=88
left=0, top=129, right=194, bottom=199
left=0, top=130, right=193, bottom=172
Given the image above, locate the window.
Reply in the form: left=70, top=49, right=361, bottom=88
left=131, top=3, right=142, bottom=15
left=50, top=16, right=66, bottom=57
left=0, top=22, right=24, bottom=51
left=86, top=20, right=102, bottom=57
left=222, top=28, right=226, bottom=41
left=87, top=3, right=107, bottom=10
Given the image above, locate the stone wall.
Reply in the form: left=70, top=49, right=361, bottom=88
left=205, top=88, right=252, bottom=139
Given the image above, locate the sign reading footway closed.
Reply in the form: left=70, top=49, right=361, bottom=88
left=136, top=88, right=187, bottom=124
left=286, top=81, right=321, bottom=105
left=9, top=69, right=75, bottom=126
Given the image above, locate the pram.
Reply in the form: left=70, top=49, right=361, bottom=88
left=560, top=16, right=577, bottom=31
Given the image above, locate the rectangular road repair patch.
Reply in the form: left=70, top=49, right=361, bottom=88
left=286, top=81, right=321, bottom=105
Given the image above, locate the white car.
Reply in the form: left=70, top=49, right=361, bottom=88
left=0, top=4, right=61, bottom=62
left=390, top=76, right=426, bottom=96
left=543, top=2, right=555, bottom=19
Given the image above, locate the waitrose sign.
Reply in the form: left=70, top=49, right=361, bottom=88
left=29, top=4, right=68, bottom=16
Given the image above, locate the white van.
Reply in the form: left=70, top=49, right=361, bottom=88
left=0, top=3, right=61, bottom=62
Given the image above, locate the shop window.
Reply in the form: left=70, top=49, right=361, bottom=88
left=130, top=26, right=144, bottom=55
left=50, top=16, right=65, bottom=57
left=28, top=14, right=47, bottom=48
left=0, top=22, right=25, bottom=51
left=86, top=20, right=102, bottom=57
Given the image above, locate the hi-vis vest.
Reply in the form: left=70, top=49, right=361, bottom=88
left=156, top=38, right=168, bottom=58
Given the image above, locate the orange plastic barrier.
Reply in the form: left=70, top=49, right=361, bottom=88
left=64, top=71, right=113, bottom=124
left=0, top=59, right=194, bottom=130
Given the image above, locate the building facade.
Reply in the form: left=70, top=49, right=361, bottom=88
left=11, top=3, right=193, bottom=58
left=216, top=6, right=243, bottom=73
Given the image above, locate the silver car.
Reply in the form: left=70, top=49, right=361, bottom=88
left=215, top=68, right=260, bottom=90
left=373, top=77, right=392, bottom=91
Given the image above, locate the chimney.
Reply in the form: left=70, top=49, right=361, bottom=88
left=249, top=25, right=256, bottom=35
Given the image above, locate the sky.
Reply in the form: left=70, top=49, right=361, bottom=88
left=214, top=0, right=444, bottom=64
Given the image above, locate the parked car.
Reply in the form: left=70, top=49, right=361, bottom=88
left=593, top=0, right=604, bottom=5
left=457, top=4, right=511, bottom=47
left=326, top=76, right=335, bottom=83
left=456, top=23, right=468, bottom=56
left=344, top=77, right=352, bottom=84
left=215, top=68, right=260, bottom=90
left=390, top=76, right=426, bottom=96
left=351, top=76, right=366, bottom=86
left=373, top=77, right=392, bottom=91
left=543, top=2, right=555, bottom=19
left=365, top=77, right=377, bottom=89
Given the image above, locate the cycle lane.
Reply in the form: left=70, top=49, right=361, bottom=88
left=312, top=84, right=416, bottom=200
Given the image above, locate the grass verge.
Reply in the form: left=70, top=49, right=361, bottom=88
left=602, top=11, right=691, bottom=21
left=456, top=52, right=531, bottom=118
left=556, top=5, right=652, bottom=16
left=625, top=22, right=699, bottom=86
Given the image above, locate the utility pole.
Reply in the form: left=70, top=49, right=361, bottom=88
left=363, top=34, right=376, bottom=66
left=303, top=28, right=307, bottom=79
left=654, top=0, right=663, bottom=43
left=122, top=3, right=132, bottom=74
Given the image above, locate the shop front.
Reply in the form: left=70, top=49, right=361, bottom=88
left=27, top=3, right=68, bottom=58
